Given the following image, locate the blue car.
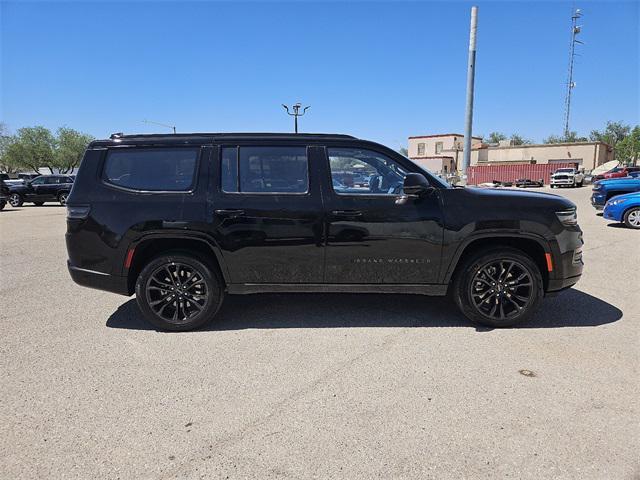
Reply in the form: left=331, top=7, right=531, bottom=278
left=591, top=177, right=640, bottom=210
left=603, top=191, right=640, bottom=229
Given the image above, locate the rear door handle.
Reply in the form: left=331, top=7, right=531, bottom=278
left=214, top=209, right=245, bottom=218
left=332, top=210, right=363, bottom=218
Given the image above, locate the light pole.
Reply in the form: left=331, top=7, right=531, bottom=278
left=282, top=103, right=310, bottom=133
left=142, top=119, right=177, bottom=134
left=462, top=6, right=479, bottom=177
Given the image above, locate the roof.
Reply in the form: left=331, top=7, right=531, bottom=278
left=485, top=141, right=611, bottom=150
left=409, top=133, right=483, bottom=140
left=91, top=132, right=359, bottom=147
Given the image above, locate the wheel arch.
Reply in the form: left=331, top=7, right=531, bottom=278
left=443, top=234, right=552, bottom=292
left=125, top=234, right=228, bottom=295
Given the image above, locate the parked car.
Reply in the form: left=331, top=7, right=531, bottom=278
left=0, top=179, right=10, bottom=210
left=594, top=165, right=640, bottom=181
left=66, top=133, right=584, bottom=331
left=8, top=174, right=74, bottom=207
left=515, top=178, right=544, bottom=188
left=590, top=177, right=640, bottom=210
left=603, top=192, right=640, bottom=229
left=17, top=173, right=41, bottom=181
left=550, top=168, right=584, bottom=188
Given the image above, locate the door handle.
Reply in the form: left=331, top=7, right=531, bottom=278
left=215, top=209, right=245, bottom=218
left=332, top=210, right=363, bottom=218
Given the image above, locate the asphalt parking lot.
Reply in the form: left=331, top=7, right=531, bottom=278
left=1, top=186, right=638, bottom=479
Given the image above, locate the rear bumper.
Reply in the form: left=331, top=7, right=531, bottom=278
left=67, top=262, right=130, bottom=296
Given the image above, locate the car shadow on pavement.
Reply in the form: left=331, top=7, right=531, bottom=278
left=106, top=288, right=622, bottom=332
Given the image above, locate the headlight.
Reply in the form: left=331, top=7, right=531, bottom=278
left=556, top=208, right=578, bottom=226
left=607, top=198, right=629, bottom=206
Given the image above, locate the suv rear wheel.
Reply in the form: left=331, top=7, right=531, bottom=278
left=58, top=192, right=69, bottom=206
left=452, top=247, right=544, bottom=327
left=8, top=193, right=23, bottom=207
left=135, top=252, right=224, bottom=331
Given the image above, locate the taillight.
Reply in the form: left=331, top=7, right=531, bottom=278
left=66, top=205, right=90, bottom=220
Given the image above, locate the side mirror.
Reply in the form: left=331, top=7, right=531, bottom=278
left=395, top=173, right=432, bottom=205
left=403, top=173, right=431, bottom=195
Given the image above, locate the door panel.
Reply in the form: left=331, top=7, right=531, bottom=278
left=209, top=145, right=325, bottom=284
left=322, top=147, right=443, bottom=284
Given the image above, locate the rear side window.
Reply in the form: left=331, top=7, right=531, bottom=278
left=221, top=146, right=308, bottom=194
left=103, top=148, right=198, bottom=191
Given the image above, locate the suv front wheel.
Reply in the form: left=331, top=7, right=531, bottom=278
left=135, top=253, right=224, bottom=331
left=452, top=247, right=544, bottom=327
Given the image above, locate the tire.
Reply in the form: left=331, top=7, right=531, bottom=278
left=577, top=180, right=583, bottom=187
left=550, top=185, right=555, bottom=188
left=33, top=201, right=45, bottom=206
left=135, top=252, right=224, bottom=331
left=623, top=207, right=640, bottom=229
left=452, top=247, right=544, bottom=328
left=0, top=200, right=5, bottom=210
left=58, top=192, right=69, bottom=206
left=8, top=193, right=23, bottom=207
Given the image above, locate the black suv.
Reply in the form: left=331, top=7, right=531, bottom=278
left=0, top=179, right=10, bottom=210
left=66, top=133, right=583, bottom=330
left=8, top=174, right=74, bottom=207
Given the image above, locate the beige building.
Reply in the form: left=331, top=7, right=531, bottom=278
left=408, top=133, right=613, bottom=173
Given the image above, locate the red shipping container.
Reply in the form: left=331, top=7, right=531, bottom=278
left=467, top=163, right=578, bottom=186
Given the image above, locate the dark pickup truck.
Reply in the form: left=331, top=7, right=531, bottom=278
left=8, top=174, right=74, bottom=207
left=66, top=132, right=584, bottom=331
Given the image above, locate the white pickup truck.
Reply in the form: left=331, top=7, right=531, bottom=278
left=550, top=167, right=584, bottom=188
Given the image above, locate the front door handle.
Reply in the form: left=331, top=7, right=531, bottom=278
left=215, top=209, right=245, bottom=218
left=332, top=210, right=363, bottom=218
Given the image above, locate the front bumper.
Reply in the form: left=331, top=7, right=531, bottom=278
left=591, top=192, right=606, bottom=210
left=550, top=179, right=574, bottom=185
left=68, top=262, right=130, bottom=296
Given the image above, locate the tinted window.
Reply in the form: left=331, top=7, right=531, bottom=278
left=30, top=177, right=46, bottom=185
left=103, top=148, right=198, bottom=191
left=221, top=146, right=308, bottom=194
left=328, top=148, right=407, bottom=195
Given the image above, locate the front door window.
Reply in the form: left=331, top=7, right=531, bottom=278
left=327, top=148, right=407, bottom=196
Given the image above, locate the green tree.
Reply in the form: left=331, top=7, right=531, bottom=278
left=0, top=123, right=17, bottom=173
left=509, top=134, right=532, bottom=146
left=4, top=126, right=56, bottom=173
left=589, top=121, right=630, bottom=146
left=485, top=132, right=507, bottom=144
left=54, top=127, right=94, bottom=173
left=543, top=131, right=587, bottom=144
left=614, top=126, right=640, bottom=165
left=397, top=147, right=408, bottom=157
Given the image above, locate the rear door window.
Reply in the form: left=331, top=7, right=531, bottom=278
left=103, top=148, right=198, bottom=191
left=221, top=146, right=308, bottom=194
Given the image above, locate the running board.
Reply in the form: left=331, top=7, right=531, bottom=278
left=227, top=283, right=448, bottom=296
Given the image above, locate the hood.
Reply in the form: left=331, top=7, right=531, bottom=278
left=465, top=186, right=575, bottom=209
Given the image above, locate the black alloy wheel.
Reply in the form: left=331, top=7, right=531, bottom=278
left=469, top=260, right=533, bottom=321
left=453, top=247, right=543, bottom=327
left=58, top=192, right=69, bottom=206
left=135, top=253, right=224, bottom=331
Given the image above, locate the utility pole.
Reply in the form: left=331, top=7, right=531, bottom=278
left=462, top=6, right=478, bottom=176
left=142, top=119, right=177, bottom=134
left=282, top=103, right=310, bottom=133
left=563, top=8, right=583, bottom=139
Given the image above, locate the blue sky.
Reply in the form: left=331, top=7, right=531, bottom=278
left=1, top=1, right=638, bottom=148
